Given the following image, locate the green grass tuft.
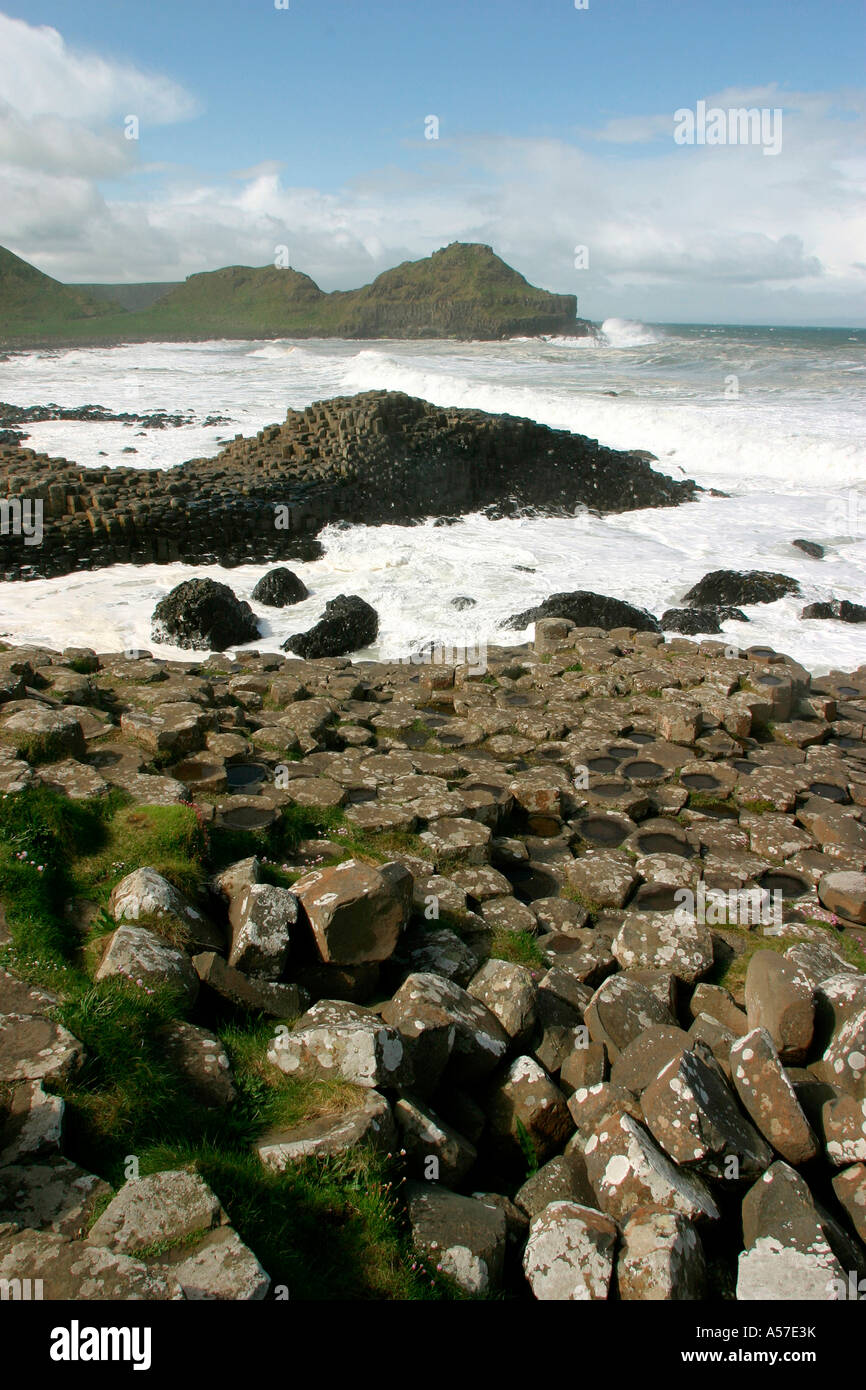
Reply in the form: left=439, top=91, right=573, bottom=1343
left=490, top=927, right=546, bottom=969
left=0, top=783, right=465, bottom=1300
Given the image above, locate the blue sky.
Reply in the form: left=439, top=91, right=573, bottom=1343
left=1, top=1, right=864, bottom=323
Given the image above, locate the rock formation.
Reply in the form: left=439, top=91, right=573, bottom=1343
left=151, top=579, right=261, bottom=651
left=0, top=390, right=697, bottom=580
left=1, top=616, right=865, bottom=1300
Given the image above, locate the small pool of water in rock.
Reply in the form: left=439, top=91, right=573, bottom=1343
left=226, top=763, right=268, bottom=791
left=681, top=772, right=722, bottom=791
left=758, top=869, right=810, bottom=899
left=622, top=760, right=666, bottom=782
left=808, top=781, right=849, bottom=803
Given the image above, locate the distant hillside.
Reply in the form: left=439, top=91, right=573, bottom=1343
left=321, top=243, right=581, bottom=338
left=0, top=241, right=589, bottom=344
left=0, top=246, right=124, bottom=334
left=76, top=282, right=180, bottom=312
left=139, top=264, right=327, bottom=336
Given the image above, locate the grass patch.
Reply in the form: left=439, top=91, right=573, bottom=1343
left=222, top=1019, right=364, bottom=1133
left=207, top=802, right=344, bottom=868
left=799, top=919, right=866, bottom=974
left=0, top=784, right=457, bottom=1300
left=65, top=657, right=98, bottom=676
left=136, top=1143, right=451, bottom=1300
left=323, top=814, right=428, bottom=867
left=710, top=918, right=866, bottom=1001
left=560, top=885, right=602, bottom=917
left=515, top=1118, right=540, bottom=1178
left=55, top=980, right=197, bottom=1172
left=685, top=791, right=738, bottom=815
left=0, top=785, right=119, bottom=985
left=72, top=802, right=208, bottom=904
left=490, top=927, right=546, bottom=969
left=259, top=862, right=303, bottom=888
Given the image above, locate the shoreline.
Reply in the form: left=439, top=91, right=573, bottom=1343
left=0, top=323, right=600, bottom=353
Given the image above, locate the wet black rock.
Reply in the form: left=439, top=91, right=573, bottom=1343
left=683, top=570, right=800, bottom=608
left=0, top=401, right=198, bottom=430
left=151, top=578, right=261, bottom=651
left=792, top=539, right=825, bottom=560
left=451, top=597, right=477, bottom=610
left=660, top=605, right=748, bottom=634
left=283, top=594, right=379, bottom=658
left=0, top=390, right=698, bottom=581
left=801, top=599, right=866, bottom=623
left=503, top=590, right=660, bottom=633
left=250, top=567, right=309, bottom=607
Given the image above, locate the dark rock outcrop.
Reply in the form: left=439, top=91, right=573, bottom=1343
left=683, top=571, right=800, bottom=608
left=792, top=539, right=825, bottom=560
left=283, top=595, right=378, bottom=658
left=801, top=599, right=866, bottom=623
left=0, top=402, right=207, bottom=431
left=0, top=390, right=698, bottom=581
left=250, top=567, right=309, bottom=607
left=151, top=578, right=260, bottom=651
left=660, top=606, right=748, bottom=635
left=503, top=590, right=660, bottom=633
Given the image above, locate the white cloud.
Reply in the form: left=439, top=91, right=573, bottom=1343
left=0, top=101, right=130, bottom=176
left=0, top=17, right=863, bottom=324
left=0, top=13, right=197, bottom=124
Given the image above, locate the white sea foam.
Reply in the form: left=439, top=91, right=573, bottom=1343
left=1, top=327, right=864, bottom=673
left=600, top=317, right=663, bottom=348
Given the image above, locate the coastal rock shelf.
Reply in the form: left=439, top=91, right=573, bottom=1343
left=0, top=389, right=697, bottom=579
left=1, top=618, right=865, bottom=1300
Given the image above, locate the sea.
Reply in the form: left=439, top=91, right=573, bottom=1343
left=1, top=319, right=864, bottom=676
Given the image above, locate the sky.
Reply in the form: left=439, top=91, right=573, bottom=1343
left=0, top=0, right=864, bottom=325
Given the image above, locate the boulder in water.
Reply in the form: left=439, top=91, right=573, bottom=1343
left=282, top=595, right=379, bottom=658
left=683, top=570, right=800, bottom=607
left=792, top=539, right=825, bottom=560
left=503, top=590, right=659, bottom=633
left=660, top=606, right=748, bottom=635
left=801, top=599, right=866, bottom=623
left=151, top=578, right=260, bottom=651
left=250, top=567, right=309, bottom=607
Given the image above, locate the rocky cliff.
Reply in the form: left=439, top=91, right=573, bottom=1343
left=0, top=242, right=588, bottom=345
